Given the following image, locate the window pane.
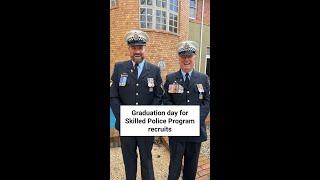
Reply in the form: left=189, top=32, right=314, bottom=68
left=163, top=18, right=166, bottom=24
left=190, top=9, right=195, bottom=18
left=140, top=8, right=146, bottom=15
left=147, top=0, right=152, bottom=5
left=169, top=13, right=173, bottom=19
left=141, top=0, right=146, bottom=5
left=156, top=0, right=161, bottom=7
left=147, top=9, right=152, bottom=15
left=190, top=0, right=195, bottom=7
left=141, top=15, right=146, bottom=21
left=156, top=17, right=160, bottom=23
left=147, top=23, right=152, bottom=28
left=170, top=5, right=173, bottom=11
left=156, top=10, right=161, bottom=16
left=147, top=16, right=152, bottom=22
left=174, top=28, right=177, bottom=33
left=141, top=22, right=146, bottom=28
left=162, top=25, right=166, bottom=30
left=156, top=24, right=161, bottom=29
left=162, top=1, right=167, bottom=8
left=174, top=15, right=177, bottom=21
left=169, top=26, right=173, bottom=32
left=174, top=6, right=178, bottom=12
left=174, top=0, right=178, bottom=5
left=162, top=11, right=166, bottom=17
left=169, top=20, right=173, bottom=25
left=111, top=0, right=116, bottom=7
left=174, top=21, right=177, bottom=27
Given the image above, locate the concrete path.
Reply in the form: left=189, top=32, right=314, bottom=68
left=110, top=143, right=170, bottom=180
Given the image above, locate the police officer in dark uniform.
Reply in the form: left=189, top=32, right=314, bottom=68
left=110, top=30, right=163, bottom=180
left=163, top=41, right=210, bottom=180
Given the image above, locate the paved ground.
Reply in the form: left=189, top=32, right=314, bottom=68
left=200, top=125, right=210, bottom=160
left=110, top=122, right=211, bottom=179
left=110, top=143, right=171, bottom=180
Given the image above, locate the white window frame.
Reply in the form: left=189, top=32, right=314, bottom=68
left=110, top=0, right=118, bottom=8
left=206, top=47, right=210, bottom=56
left=140, top=7, right=154, bottom=29
left=204, top=46, right=210, bottom=74
left=139, top=0, right=179, bottom=34
left=189, top=0, right=197, bottom=19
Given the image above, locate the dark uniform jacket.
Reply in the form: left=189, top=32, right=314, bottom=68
left=163, top=70, right=210, bottom=142
left=110, top=60, right=163, bottom=130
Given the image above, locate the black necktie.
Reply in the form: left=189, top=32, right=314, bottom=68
left=134, top=63, right=139, bottom=79
left=185, top=73, right=190, bottom=88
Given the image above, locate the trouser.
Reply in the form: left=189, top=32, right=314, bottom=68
left=168, top=140, right=201, bottom=180
left=120, top=136, right=155, bottom=180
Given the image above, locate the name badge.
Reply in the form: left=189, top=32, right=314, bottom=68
left=147, top=78, right=155, bottom=87
left=119, top=74, right=128, bottom=87
left=148, top=78, right=154, bottom=92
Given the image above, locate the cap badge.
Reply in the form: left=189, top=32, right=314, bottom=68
left=183, top=42, right=190, bottom=49
left=133, top=33, right=139, bottom=40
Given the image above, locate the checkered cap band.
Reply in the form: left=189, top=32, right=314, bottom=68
left=177, top=41, right=198, bottom=55
left=178, top=47, right=197, bottom=54
left=125, top=30, right=149, bottom=45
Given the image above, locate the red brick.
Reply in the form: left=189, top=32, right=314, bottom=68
left=198, top=155, right=207, bottom=162
left=200, top=163, right=210, bottom=170
left=110, top=128, right=119, bottom=138
left=197, top=166, right=203, bottom=171
left=198, top=169, right=210, bottom=177
left=197, top=159, right=209, bottom=166
left=205, top=115, right=210, bottom=124
left=196, top=175, right=210, bottom=180
left=196, top=173, right=200, bottom=178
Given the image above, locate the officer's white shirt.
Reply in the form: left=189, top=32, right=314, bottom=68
left=132, top=60, right=145, bottom=78
left=181, top=69, right=193, bottom=81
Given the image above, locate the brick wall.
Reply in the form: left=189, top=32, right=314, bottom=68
left=110, top=0, right=190, bottom=80
left=189, top=0, right=210, bottom=26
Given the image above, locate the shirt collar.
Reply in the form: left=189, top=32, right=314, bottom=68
left=132, top=60, right=145, bottom=68
left=180, top=69, right=193, bottom=78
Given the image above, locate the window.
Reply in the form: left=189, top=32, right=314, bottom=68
left=156, top=10, right=166, bottom=30
left=156, top=0, right=167, bottom=8
left=169, top=13, right=178, bottom=33
left=190, top=0, right=196, bottom=19
left=110, top=0, right=118, bottom=8
left=140, top=8, right=153, bottom=28
left=141, top=0, right=153, bottom=5
left=140, top=0, right=179, bottom=33
left=169, top=0, right=178, bottom=12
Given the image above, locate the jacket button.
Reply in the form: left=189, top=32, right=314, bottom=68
left=136, top=83, right=139, bottom=86
left=187, top=100, right=190, bottom=103
left=136, top=93, right=138, bottom=95
left=136, top=102, right=138, bottom=105
left=187, top=91, right=190, bottom=93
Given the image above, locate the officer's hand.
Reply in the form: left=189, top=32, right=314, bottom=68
left=115, top=129, right=120, bottom=137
